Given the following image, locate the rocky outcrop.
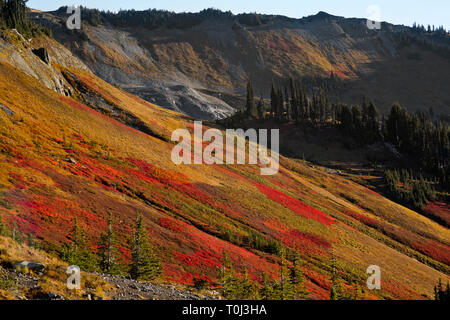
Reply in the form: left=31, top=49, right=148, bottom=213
left=15, top=261, right=46, bottom=273
left=32, top=10, right=450, bottom=119
left=0, top=29, right=91, bottom=96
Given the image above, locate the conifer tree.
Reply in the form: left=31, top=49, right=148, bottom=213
left=245, top=80, right=257, bottom=118
left=289, top=257, right=309, bottom=299
left=260, top=272, right=273, bottom=300
left=218, top=251, right=241, bottom=299
left=271, top=250, right=295, bottom=300
left=61, top=218, right=97, bottom=271
left=239, top=269, right=259, bottom=299
left=130, top=212, right=162, bottom=281
left=270, top=83, right=277, bottom=118
left=257, top=96, right=265, bottom=119
left=0, top=1, right=31, bottom=33
left=0, top=211, right=5, bottom=236
left=366, top=101, right=380, bottom=143
left=99, top=212, right=122, bottom=275
left=330, top=254, right=343, bottom=300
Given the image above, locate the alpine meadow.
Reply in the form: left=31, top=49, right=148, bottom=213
left=0, top=0, right=448, bottom=304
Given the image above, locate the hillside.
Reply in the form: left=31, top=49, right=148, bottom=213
left=32, top=8, right=450, bottom=120
left=0, top=235, right=216, bottom=300
left=0, top=31, right=448, bottom=300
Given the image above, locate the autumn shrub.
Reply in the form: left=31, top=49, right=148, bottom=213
left=193, top=274, right=210, bottom=291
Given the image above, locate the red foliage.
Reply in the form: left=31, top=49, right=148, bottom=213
left=1, top=143, right=24, bottom=159
left=163, top=265, right=195, bottom=285
left=18, top=195, right=104, bottom=243
left=342, top=209, right=377, bottom=227
left=282, top=230, right=331, bottom=256
left=411, top=240, right=450, bottom=265
left=158, top=217, right=186, bottom=233
left=423, top=202, right=450, bottom=226
left=22, top=199, right=59, bottom=218
left=72, top=133, right=85, bottom=141
left=126, top=158, right=189, bottom=185
left=381, top=279, right=425, bottom=300
left=174, top=249, right=221, bottom=268
left=365, top=188, right=382, bottom=198
left=8, top=172, right=29, bottom=189
left=255, top=183, right=335, bottom=226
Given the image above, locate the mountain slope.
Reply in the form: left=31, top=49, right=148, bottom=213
left=33, top=9, right=450, bottom=119
left=0, top=33, right=448, bottom=299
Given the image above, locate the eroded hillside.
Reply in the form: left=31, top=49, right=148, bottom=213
left=32, top=9, right=450, bottom=119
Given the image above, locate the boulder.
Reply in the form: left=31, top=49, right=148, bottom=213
left=34, top=292, right=64, bottom=300
left=15, top=261, right=46, bottom=273
left=32, top=47, right=50, bottom=65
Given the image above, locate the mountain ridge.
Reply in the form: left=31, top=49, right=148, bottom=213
left=31, top=8, right=450, bottom=120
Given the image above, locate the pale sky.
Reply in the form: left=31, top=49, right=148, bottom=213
left=28, top=0, right=450, bottom=30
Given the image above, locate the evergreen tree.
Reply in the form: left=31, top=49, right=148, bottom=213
left=271, top=250, right=295, bottom=300
left=130, top=212, right=162, bottom=281
left=98, top=213, right=123, bottom=275
left=61, top=218, right=97, bottom=271
left=276, top=88, right=284, bottom=121
left=245, top=80, right=257, bottom=118
left=270, top=82, right=277, bottom=118
left=0, top=211, right=5, bottom=236
left=366, top=101, right=380, bottom=143
left=0, top=0, right=44, bottom=36
left=330, top=254, right=343, bottom=300
left=339, top=105, right=353, bottom=135
left=352, top=105, right=363, bottom=139
left=289, top=257, right=309, bottom=299
left=257, top=96, right=265, bottom=119
left=218, top=251, right=241, bottom=298
left=434, top=279, right=450, bottom=301
left=259, top=272, right=273, bottom=300
left=239, top=269, right=260, bottom=299
left=289, top=78, right=299, bottom=122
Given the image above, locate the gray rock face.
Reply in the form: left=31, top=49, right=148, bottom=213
left=127, top=82, right=235, bottom=120
left=43, top=22, right=236, bottom=120
left=0, top=29, right=91, bottom=96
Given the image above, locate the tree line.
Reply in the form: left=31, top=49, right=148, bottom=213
left=54, top=7, right=272, bottom=30
left=412, top=22, right=448, bottom=37
left=434, top=279, right=450, bottom=301
left=2, top=210, right=161, bottom=281
left=59, top=212, right=162, bottom=281
left=2, top=210, right=368, bottom=300
left=0, top=0, right=50, bottom=37
left=228, top=79, right=449, bottom=201
left=214, top=250, right=309, bottom=300
left=384, top=169, right=437, bottom=212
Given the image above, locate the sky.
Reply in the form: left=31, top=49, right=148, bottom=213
left=28, top=0, right=450, bottom=30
